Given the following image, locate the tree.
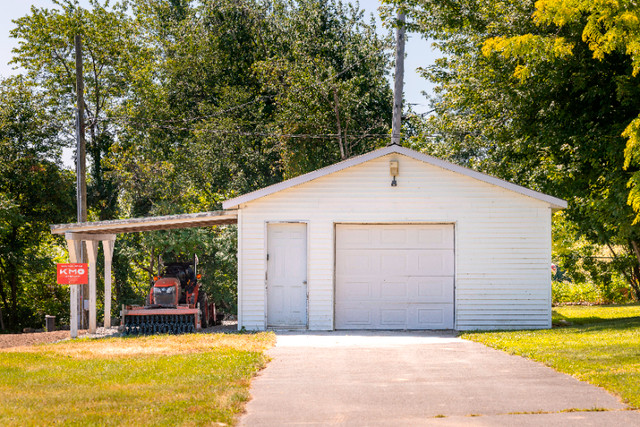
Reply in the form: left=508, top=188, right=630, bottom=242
left=0, top=77, right=75, bottom=331
left=11, top=0, right=147, bottom=221
left=103, top=0, right=394, bottom=311
left=399, top=0, right=640, bottom=298
left=255, top=0, right=393, bottom=177
left=106, top=0, right=280, bottom=215
left=5, top=0, right=395, bottom=317
left=112, top=0, right=393, bottom=202
left=9, top=0, right=156, bottom=322
left=500, top=1, right=640, bottom=224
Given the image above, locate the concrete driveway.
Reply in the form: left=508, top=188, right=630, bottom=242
left=239, top=331, right=640, bottom=426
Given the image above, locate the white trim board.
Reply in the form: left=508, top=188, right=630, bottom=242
left=222, top=145, right=567, bottom=210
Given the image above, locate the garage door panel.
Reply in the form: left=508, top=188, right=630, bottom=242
left=335, top=303, right=454, bottom=329
left=380, top=253, right=408, bottom=275
left=335, top=303, right=380, bottom=328
left=417, top=251, right=454, bottom=275
left=380, top=280, right=408, bottom=298
left=416, top=305, right=453, bottom=329
left=380, top=228, right=408, bottom=245
left=337, top=280, right=373, bottom=298
left=337, top=224, right=454, bottom=250
left=418, top=308, right=443, bottom=325
left=336, top=305, right=372, bottom=326
left=379, top=251, right=454, bottom=277
left=336, top=227, right=374, bottom=249
left=414, top=277, right=454, bottom=302
left=341, top=253, right=374, bottom=274
left=418, top=228, right=454, bottom=249
left=380, top=308, right=407, bottom=326
left=336, top=224, right=454, bottom=330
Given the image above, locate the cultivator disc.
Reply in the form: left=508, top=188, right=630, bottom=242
left=122, top=313, right=197, bottom=336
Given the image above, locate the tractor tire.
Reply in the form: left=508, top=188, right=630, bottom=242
left=198, top=290, right=208, bottom=329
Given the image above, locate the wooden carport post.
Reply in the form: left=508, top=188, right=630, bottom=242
left=65, top=233, right=116, bottom=334
left=102, top=238, right=115, bottom=328
left=65, top=235, right=83, bottom=339
left=85, top=240, right=99, bottom=333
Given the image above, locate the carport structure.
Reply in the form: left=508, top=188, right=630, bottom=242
left=51, top=210, right=237, bottom=337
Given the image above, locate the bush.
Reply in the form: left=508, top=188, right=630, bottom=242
left=552, top=281, right=601, bottom=304
left=552, top=212, right=639, bottom=303
left=552, top=276, right=633, bottom=305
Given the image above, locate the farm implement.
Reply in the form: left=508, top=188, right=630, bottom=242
left=121, top=255, right=219, bottom=335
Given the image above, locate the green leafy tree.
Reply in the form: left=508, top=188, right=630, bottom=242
left=399, top=0, right=640, bottom=298
left=255, top=0, right=393, bottom=177
left=9, top=0, right=157, bottom=322
left=104, top=0, right=394, bottom=310
left=4, top=0, right=394, bottom=317
left=11, top=0, right=147, bottom=221
left=0, top=77, right=75, bottom=331
left=102, top=0, right=276, bottom=312
left=107, top=0, right=280, bottom=215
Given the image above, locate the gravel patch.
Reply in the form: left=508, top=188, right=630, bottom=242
left=0, top=330, right=87, bottom=349
left=0, top=320, right=238, bottom=350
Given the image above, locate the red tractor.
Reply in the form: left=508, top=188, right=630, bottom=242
left=121, top=256, right=220, bottom=335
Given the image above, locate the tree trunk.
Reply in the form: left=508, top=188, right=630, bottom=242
left=0, top=270, right=7, bottom=331
left=8, top=265, right=18, bottom=329
left=149, top=248, right=156, bottom=284
left=629, top=240, right=640, bottom=300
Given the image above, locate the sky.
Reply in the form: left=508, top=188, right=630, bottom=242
left=0, top=0, right=437, bottom=166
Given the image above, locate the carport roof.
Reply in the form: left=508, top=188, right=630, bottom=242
left=222, top=145, right=568, bottom=210
left=50, top=210, right=238, bottom=235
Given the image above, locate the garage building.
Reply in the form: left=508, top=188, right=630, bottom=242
left=222, top=145, right=567, bottom=331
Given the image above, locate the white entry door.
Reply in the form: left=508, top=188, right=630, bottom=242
left=335, top=224, right=455, bottom=329
left=267, top=223, right=308, bottom=328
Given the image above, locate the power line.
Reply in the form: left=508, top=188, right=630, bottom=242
left=93, top=36, right=393, bottom=128
left=100, top=116, right=392, bottom=139
left=51, top=34, right=401, bottom=142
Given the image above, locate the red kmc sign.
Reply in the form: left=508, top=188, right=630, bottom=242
left=57, top=263, right=88, bottom=285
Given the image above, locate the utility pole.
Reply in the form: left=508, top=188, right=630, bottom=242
left=75, top=35, right=86, bottom=224
left=75, top=34, right=87, bottom=330
left=391, top=10, right=406, bottom=146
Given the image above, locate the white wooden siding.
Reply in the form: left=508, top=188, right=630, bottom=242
left=237, top=153, right=552, bottom=330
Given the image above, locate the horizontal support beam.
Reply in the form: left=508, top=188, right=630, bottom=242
left=65, top=232, right=116, bottom=241
left=52, top=210, right=238, bottom=235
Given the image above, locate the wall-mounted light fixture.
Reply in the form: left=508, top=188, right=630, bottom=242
left=390, top=160, right=399, bottom=187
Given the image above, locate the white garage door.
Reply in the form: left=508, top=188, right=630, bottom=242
left=335, top=224, right=454, bottom=329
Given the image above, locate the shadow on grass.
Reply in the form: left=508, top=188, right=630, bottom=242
left=548, top=315, right=640, bottom=334
left=563, top=316, right=640, bottom=332
left=464, top=314, right=640, bottom=337
left=553, top=307, right=640, bottom=328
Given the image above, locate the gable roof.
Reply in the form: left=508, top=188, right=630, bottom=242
left=222, top=145, right=568, bottom=210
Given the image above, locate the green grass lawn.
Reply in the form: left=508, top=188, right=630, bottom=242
left=0, top=332, right=275, bottom=426
left=462, top=304, right=640, bottom=408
